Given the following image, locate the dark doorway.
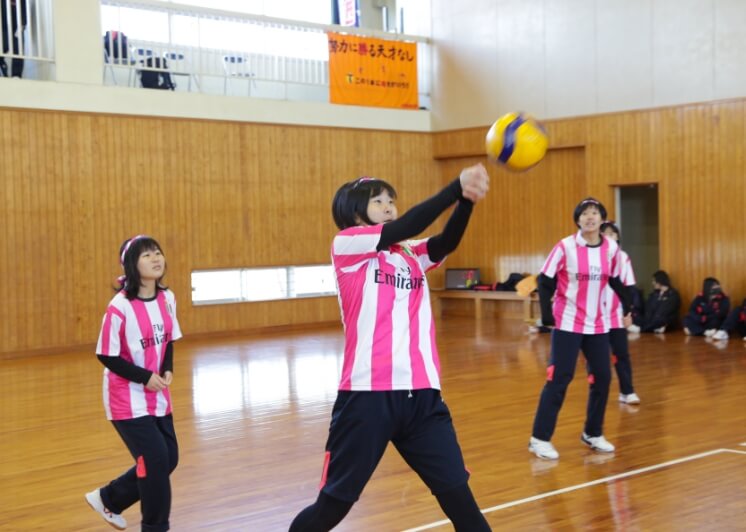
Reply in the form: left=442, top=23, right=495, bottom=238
left=615, top=184, right=659, bottom=296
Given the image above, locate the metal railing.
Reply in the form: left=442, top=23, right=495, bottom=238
left=0, top=0, right=54, bottom=78
left=101, top=0, right=431, bottom=107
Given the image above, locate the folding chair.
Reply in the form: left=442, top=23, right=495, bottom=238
left=163, top=51, right=199, bottom=92
left=222, top=55, right=256, bottom=96
left=103, top=50, right=137, bottom=86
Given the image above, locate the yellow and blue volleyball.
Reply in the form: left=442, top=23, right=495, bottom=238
left=485, top=112, right=548, bottom=171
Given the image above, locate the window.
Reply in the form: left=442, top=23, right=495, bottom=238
left=101, top=6, right=169, bottom=42
left=191, top=265, right=337, bottom=305
left=290, top=264, right=337, bottom=297
left=191, top=270, right=243, bottom=304
left=169, top=0, right=332, bottom=24
left=101, top=2, right=330, bottom=60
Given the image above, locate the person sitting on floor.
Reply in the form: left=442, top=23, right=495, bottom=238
left=712, top=298, right=746, bottom=341
left=682, top=277, right=730, bottom=337
left=628, top=270, right=680, bottom=334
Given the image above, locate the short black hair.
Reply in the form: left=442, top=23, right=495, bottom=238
left=702, top=277, right=720, bottom=295
left=652, top=270, right=671, bottom=287
left=332, top=177, right=397, bottom=230
left=573, top=197, right=607, bottom=227
left=117, top=236, right=168, bottom=299
left=600, top=221, right=620, bottom=243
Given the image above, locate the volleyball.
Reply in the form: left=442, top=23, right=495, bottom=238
left=485, top=112, right=548, bottom=171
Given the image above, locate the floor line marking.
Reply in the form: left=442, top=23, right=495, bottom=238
left=722, top=448, right=746, bottom=455
left=401, top=448, right=727, bottom=532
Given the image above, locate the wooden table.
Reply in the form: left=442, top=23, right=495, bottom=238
left=430, top=289, right=538, bottom=322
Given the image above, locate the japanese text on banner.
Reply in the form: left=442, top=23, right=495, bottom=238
left=327, top=32, right=418, bottom=110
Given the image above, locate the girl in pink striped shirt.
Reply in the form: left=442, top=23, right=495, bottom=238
left=529, top=199, right=632, bottom=461
left=601, top=221, right=641, bottom=405
left=86, top=235, right=182, bottom=532
left=290, top=165, right=492, bottom=532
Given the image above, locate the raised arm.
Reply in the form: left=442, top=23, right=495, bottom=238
left=378, top=164, right=489, bottom=251
left=378, top=179, right=463, bottom=250
left=426, top=199, right=473, bottom=263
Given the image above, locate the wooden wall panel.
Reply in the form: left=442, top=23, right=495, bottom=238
left=432, top=117, right=586, bottom=160
left=3, top=98, right=746, bottom=355
left=585, top=101, right=746, bottom=306
left=437, top=99, right=746, bottom=311
left=0, top=109, right=436, bottom=355
left=431, top=147, right=585, bottom=288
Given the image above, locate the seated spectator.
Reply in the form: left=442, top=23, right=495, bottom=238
left=1, top=0, right=28, bottom=78
left=683, top=277, right=730, bottom=336
left=712, top=298, right=746, bottom=341
left=628, top=270, right=680, bottom=333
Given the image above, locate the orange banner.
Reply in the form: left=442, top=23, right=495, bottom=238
left=327, top=32, right=418, bottom=110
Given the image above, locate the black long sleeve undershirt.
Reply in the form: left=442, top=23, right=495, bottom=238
left=426, top=199, right=474, bottom=263
left=97, top=341, right=174, bottom=384
left=538, top=273, right=632, bottom=327
left=378, top=178, right=467, bottom=255
left=537, top=273, right=557, bottom=326
left=607, top=277, right=632, bottom=315
left=161, top=341, right=174, bottom=374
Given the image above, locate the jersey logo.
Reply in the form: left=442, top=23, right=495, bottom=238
left=576, top=265, right=605, bottom=282
left=374, top=268, right=424, bottom=290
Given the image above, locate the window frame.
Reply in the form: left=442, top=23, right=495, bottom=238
left=191, top=264, right=337, bottom=306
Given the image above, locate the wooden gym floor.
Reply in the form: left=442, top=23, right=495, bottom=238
left=1, top=316, right=745, bottom=531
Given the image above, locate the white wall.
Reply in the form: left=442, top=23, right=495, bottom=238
left=6, top=0, right=746, bottom=133
left=0, top=0, right=430, bottom=132
left=396, top=0, right=432, bottom=37
left=430, top=0, right=746, bottom=130
left=53, top=0, right=103, bottom=84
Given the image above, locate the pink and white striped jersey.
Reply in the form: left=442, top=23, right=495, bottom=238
left=331, top=225, right=442, bottom=391
left=607, top=249, right=636, bottom=329
left=95, top=289, right=183, bottom=421
left=541, top=232, right=622, bottom=334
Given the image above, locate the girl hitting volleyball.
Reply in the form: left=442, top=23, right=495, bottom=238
left=529, top=199, right=631, bottom=460
left=289, top=165, right=492, bottom=532
left=86, top=236, right=182, bottom=531
left=600, top=221, right=641, bottom=405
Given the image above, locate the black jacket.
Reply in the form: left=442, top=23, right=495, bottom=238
left=640, top=287, right=681, bottom=332
left=685, top=291, right=730, bottom=328
left=1, top=0, right=28, bottom=28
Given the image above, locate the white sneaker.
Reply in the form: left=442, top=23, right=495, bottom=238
left=581, top=432, right=615, bottom=453
left=529, top=436, right=559, bottom=460
left=530, top=458, right=559, bottom=474
left=684, top=327, right=692, bottom=335
left=627, top=324, right=640, bottom=334
left=85, top=490, right=127, bottom=530
left=704, top=328, right=716, bottom=337
left=712, top=330, right=728, bottom=340
left=654, top=326, right=666, bottom=334
left=584, top=452, right=616, bottom=465
left=619, top=392, right=641, bottom=404
left=712, top=339, right=728, bottom=350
